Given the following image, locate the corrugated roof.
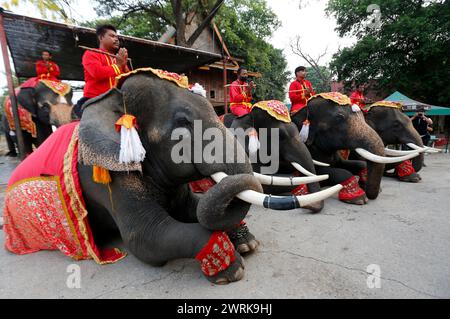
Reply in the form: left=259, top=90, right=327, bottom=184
left=1, top=10, right=223, bottom=81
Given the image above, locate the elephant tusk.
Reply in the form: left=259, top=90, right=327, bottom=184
left=384, top=148, right=420, bottom=156
left=313, top=160, right=330, bottom=167
left=355, top=148, right=420, bottom=164
left=407, top=143, right=441, bottom=153
left=253, top=172, right=329, bottom=186
left=291, top=162, right=316, bottom=176
left=211, top=172, right=342, bottom=210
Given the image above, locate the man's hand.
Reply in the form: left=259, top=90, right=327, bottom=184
left=116, top=48, right=128, bottom=68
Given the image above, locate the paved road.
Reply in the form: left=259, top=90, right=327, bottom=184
left=1, top=154, right=449, bottom=298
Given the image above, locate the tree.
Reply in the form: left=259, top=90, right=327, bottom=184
left=94, top=0, right=225, bottom=47
left=87, top=0, right=290, bottom=101
left=214, top=0, right=289, bottom=101
left=2, top=0, right=76, bottom=21
left=290, top=36, right=332, bottom=92
left=327, top=0, right=450, bottom=106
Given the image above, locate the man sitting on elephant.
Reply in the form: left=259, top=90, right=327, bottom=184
left=35, top=51, right=60, bottom=81
left=74, top=24, right=129, bottom=117
left=229, top=67, right=256, bottom=117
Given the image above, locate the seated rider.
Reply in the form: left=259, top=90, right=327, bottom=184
left=74, top=24, right=130, bottom=117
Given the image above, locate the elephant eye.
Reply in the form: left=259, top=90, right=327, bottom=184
left=175, top=115, right=192, bottom=128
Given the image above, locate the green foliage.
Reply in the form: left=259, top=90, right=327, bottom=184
left=215, top=0, right=289, bottom=101
left=327, top=0, right=450, bottom=105
left=87, top=0, right=289, bottom=101
left=2, top=0, right=74, bottom=21
left=305, top=66, right=332, bottom=93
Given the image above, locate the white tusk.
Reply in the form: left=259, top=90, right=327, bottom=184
left=384, top=148, right=420, bottom=156
left=407, top=143, right=441, bottom=153
left=355, top=148, right=420, bottom=164
left=253, top=172, right=329, bottom=186
left=291, top=162, right=315, bottom=176
left=211, top=172, right=342, bottom=210
left=313, top=159, right=330, bottom=167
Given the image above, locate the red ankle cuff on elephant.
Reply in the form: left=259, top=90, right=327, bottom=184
left=196, top=231, right=236, bottom=277
left=395, top=160, right=415, bottom=178
left=358, top=167, right=368, bottom=183
left=292, top=184, right=309, bottom=196
left=339, top=176, right=366, bottom=201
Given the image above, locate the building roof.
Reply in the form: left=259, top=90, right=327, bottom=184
left=0, top=9, right=223, bottom=81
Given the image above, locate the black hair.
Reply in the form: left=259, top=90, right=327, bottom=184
left=42, top=50, right=51, bottom=55
left=295, top=66, right=306, bottom=75
left=96, top=24, right=117, bottom=39
left=237, top=67, right=247, bottom=75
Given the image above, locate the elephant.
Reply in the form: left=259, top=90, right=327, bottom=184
left=222, top=101, right=343, bottom=213
left=361, top=102, right=437, bottom=183
left=3, top=79, right=74, bottom=155
left=291, top=93, right=419, bottom=205
left=3, top=69, right=337, bottom=284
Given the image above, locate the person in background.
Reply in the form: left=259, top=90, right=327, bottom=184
left=350, top=83, right=367, bottom=110
left=412, top=111, right=433, bottom=147
left=73, top=24, right=129, bottom=117
left=229, top=67, right=255, bottom=117
left=35, top=51, right=60, bottom=81
left=289, top=66, right=315, bottom=114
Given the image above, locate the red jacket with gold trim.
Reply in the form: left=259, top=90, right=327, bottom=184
left=35, top=60, right=60, bottom=81
left=82, top=49, right=129, bottom=98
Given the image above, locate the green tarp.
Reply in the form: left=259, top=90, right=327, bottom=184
left=385, top=91, right=450, bottom=116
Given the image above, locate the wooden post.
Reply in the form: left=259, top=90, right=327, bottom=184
left=0, top=11, right=26, bottom=159
left=223, top=57, right=228, bottom=114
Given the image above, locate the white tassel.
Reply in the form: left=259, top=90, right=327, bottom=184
left=248, top=129, right=260, bottom=155
left=119, top=126, right=146, bottom=164
left=352, top=104, right=361, bottom=113
left=189, top=83, right=207, bottom=98
left=299, top=120, right=310, bottom=143
left=115, top=114, right=146, bottom=164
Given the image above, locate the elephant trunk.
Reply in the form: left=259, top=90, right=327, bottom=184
left=49, top=102, right=74, bottom=127
left=196, top=174, right=263, bottom=231
left=280, top=137, right=324, bottom=212
left=348, top=116, right=386, bottom=200
left=195, top=123, right=258, bottom=230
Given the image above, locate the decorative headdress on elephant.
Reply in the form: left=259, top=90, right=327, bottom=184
left=77, top=67, right=201, bottom=183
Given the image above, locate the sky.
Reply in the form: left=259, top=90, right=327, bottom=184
left=0, top=0, right=355, bottom=90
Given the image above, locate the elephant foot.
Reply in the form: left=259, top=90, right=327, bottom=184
left=227, top=223, right=259, bottom=254
left=341, top=194, right=368, bottom=205
left=398, top=173, right=421, bottom=183
left=206, top=251, right=245, bottom=285
left=302, top=200, right=324, bottom=214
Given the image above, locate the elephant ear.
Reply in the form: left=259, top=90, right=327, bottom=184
left=17, top=88, right=37, bottom=117
left=78, top=88, right=142, bottom=172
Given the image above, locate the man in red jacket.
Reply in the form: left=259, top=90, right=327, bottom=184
left=35, top=51, right=60, bottom=81
left=350, top=83, right=367, bottom=110
left=289, top=66, right=315, bottom=114
left=229, top=67, right=256, bottom=117
left=74, top=24, right=129, bottom=117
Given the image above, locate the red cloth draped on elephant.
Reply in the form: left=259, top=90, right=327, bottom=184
left=3, top=122, right=126, bottom=264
